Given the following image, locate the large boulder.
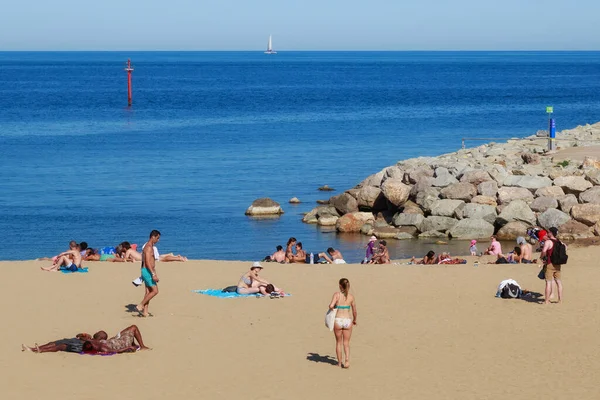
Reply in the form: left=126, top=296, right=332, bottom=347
left=358, top=171, right=385, bottom=188
left=537, top=208, right=571, bottom=230
left=448, top=218, right=494, bottom=239
left=496, top=200, right=536, bottom=226
left=521, top=153, right=541, bottom=165
left=440, top=183, right=477, bottom=201
left=459, top=203, right=497, bottom=224
left=356, top=186, right=385, bottom=210
left=245, top=198, right=284, bottom=216
left=534, top=186, right=565, bottom=199
left=381, top=178, right=411, bottom=207
left=471, top=195, right=498, bottom=206
left=415, top=187, right=440, bottom=211
left=558, top=194, right=578, bottom=214
left=570, top=203, right=600, bottom=226
left=585, top=168, right=600, bottom=185
left=460, top=170, right=492, bottom=186
left=373, top=226, right=401, bottom=239
left=392, top=213, right=425, bottom=231
left=554, top=176, right=593, bottom=194
left=497, top=187, right=534, bottom=204
left=410, top=177, right=435, bottom=196
left=477, top=181, right=499, bottom=198
left=418, top=230, right=448, bottom=238
left=558, top=220, right=594, bottom=240
left=529, top=196, right=559, bottom=212
left=503, top=175, right=553, bottom=190
left=336, top=212, right=374, bottom=232
left=430, top=199, right=465, bottom=217
left=496, top=221, right=529, bottom=240
left=401, top=200, right=424, bottom=215
left=489, top=164, right=510, bottom=185
left=317, top=215, right=339, bottom=226
left=330, top=193, right=359, bottom=215
left=406, top=166, right=434, bottom=184
left=579, top=187, right=600, bottom=204
left=421, top=216, right=458, bottom=233
left=384, top=166, right=405, bottom=180
left=432, top=167, right=458, bottom=187
left=302, top=207, right=320, bottom=224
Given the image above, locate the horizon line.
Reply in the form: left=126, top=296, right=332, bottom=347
left=2, top=49, right=600, bottom=52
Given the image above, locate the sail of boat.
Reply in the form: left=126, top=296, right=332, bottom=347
left=265, top=35, right=277, bottom=54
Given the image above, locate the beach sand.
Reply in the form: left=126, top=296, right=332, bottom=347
left=3, top=247, right=600, bottom=400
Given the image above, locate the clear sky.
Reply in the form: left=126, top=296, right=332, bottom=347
left=1, top=0, right=599, bottom=51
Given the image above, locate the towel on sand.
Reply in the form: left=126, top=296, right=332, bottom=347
left=193, top=289, right=290, bottom=298
left=60, top=267, right=88, bottom=274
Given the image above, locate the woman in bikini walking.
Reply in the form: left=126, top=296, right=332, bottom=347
left=328, top=278, right=357, bottom=368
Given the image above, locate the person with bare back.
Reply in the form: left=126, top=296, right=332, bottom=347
left=136, top=230, right=161, bottom=317
left=41, top=241, right=82, bottom=272
left=328, top=278, right=357, bottom=369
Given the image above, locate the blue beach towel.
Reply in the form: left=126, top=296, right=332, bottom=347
left=193, top=289, right=290, bottom=298
left=60, top=267, right=88, bottom=274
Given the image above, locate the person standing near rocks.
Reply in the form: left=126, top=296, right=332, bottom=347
left=541, top=227, right=564, bottom=304
left=136, top=230, right=161, bottom=317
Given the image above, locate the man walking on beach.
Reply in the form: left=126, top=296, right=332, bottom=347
left=136, top=230, right=161, bottom=317
left=541, top=227, right=563, bottom=304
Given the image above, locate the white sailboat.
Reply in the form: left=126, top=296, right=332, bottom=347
left=264, top=35, right=277, bottom=54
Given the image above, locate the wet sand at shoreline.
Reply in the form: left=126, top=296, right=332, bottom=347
left=3, top=248, right=600, bottom=399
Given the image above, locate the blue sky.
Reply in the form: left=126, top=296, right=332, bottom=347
left=1, top=0, right=599, bottom=50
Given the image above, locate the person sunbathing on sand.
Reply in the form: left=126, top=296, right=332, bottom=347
left=82, top=325, right=150, bottom=354
left=269, top=245, right=286, bottom=263
left=22, top=331, right=108, bottom=354
left=411, top=250, right=436, bottom=265
left=41, top=241, right=82, bottom=272
left=319, top=247, right=346, bottom=264
left=288, top=242, right=307, bottom=263
left=237, top=262, right=279, bottom=295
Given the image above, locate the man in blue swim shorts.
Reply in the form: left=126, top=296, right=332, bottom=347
left=136, top=230, right=161, bottom=317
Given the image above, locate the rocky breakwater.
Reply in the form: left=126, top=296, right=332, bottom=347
left=303, top=122, right=600, bottom=242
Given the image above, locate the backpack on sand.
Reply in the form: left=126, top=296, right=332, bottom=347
left=550, top=240, right=568, bottom=265
left=501, top=283, right=521, bottom=299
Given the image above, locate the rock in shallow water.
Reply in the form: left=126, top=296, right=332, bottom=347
left=245, top=198, right=284, bottom=216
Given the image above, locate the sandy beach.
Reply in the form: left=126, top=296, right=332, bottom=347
left=3, top=246, right=600, bottom=400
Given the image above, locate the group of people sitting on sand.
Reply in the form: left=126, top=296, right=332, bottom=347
left=411, top=250, right=467, bottom=265
left=363, top=236, right=391, bottom=264
left=485, top=235, right=537, bottom=264
left=263, top=237, right=346, bottom=264
left=40, top=240, right=187, bottom=271
left=22, top=324, right=150, bottom=355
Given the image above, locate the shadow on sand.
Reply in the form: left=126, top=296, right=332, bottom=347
left=520, top=291, right=545, bottom=304
left=306, top=353, right=338, bottom=365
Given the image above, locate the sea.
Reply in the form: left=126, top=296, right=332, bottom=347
left=1, top=51, right=600, bottom=262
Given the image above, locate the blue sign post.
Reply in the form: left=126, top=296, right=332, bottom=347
left=547, top=107, right=556, bottom=151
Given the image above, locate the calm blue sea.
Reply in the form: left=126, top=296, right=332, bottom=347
left=1, top=51, right=600, bottom=261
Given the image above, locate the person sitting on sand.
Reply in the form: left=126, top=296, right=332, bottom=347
left=319, top=248, right=346, bottom=264
left=82, top=325, right=150, bottom=354
left=328, top=278, right=357, bottom=368
left=484, top=235, right=502, bottom=255
left=285, top=237, right=297, bottom=263
left=288, top=242, right=307, bottom=263
left=506, top=247, right=522, bottom=263
left=22, top=331, right=108, bottom=354
left=370, top=240, right=390, bottom=264
left=82, top=247, right=101, bottom=261
left=237, top=262, right=278, bottom=295
left=517, top=236, right=534, bottom=263
left=41, top=241, right=82, bottom=272
left=269, top=245, right=286, bottom=263
left=412, top=250, right=436, bottom=265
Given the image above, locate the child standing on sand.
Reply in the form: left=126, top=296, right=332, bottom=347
left=362, top=236, right=377, bottom=263
left=470, top=240, right=478, bottom=256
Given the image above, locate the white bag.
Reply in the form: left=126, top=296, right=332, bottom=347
left=325, top=308, right=337, bottom=331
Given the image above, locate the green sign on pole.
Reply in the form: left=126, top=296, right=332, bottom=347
left=546, top=106, right=553, bottom=114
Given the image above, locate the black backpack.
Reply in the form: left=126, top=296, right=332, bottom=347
left=550, top=240, right=568, bottom=265
left=501, top=283, right=521, bottom=299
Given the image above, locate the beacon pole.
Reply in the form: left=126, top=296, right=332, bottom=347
left=125, top=59, right=134, bottom=107
left=547, top=106, right=555, bottom=151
